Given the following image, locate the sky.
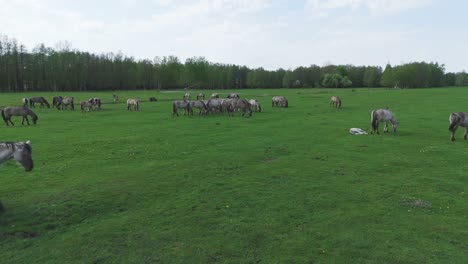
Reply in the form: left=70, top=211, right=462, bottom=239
left=0, top=0, right=466, bottom=72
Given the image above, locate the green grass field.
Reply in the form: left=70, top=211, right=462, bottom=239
left=0, top=88, right=467, bottom=263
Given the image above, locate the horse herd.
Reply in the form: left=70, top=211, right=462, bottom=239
left=2, top=92, right=468, bottom=173
left=172, top=92, right=287, bottom=117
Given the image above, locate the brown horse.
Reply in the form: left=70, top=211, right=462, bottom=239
left=330, top=96, right=342, bottom=108
left=449, top=112, right=468, bottom=141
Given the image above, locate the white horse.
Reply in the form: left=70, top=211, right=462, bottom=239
left=370, top=108, right=398, bottom=134
left=127, top=99, right=140, bottom=111
left=249, top=99, right=261, bottom=112
left=0, top=141, right=33, bottom=171
left=449, top=112, right=468, bottom=141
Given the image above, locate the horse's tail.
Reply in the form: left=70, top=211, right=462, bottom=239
left=371, top=110, right=378, bottom=131
left=1, top=108, right=6, bottom=123
left=449, top=113, right=461, bottom=131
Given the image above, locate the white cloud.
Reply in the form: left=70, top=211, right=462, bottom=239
left=305, top=0, right=435, bottom=17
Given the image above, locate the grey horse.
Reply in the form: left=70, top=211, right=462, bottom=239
left=61, top=97, right=75, bottom=110
left=228, top=99, right=252, bottom=117
left=172, top=100, right=191, bottom=116
left=370, top=108, right=399, bottom=134
left=272, top=96, right=288, bottom=108
left=52, top=96, right=63, bottom=110
left=0, top=141, right=33, bottom=171
left=189, top=101, right=208, bottom=115
left=29, top=96, right=50, bottom=108
left=1, top=107, right=38, bottom=126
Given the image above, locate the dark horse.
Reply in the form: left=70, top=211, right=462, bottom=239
left=1, top=107, right=38, bottom=126
left=52, top=96, right=63, bottom=110
left=0, top=141, right=33, bottom=172
left=29, top=96, right=50, bottom=108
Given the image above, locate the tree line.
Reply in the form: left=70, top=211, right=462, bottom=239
left=0, top=35, right=467, bottom=92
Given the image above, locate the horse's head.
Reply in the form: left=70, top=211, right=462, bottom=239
left=13, top=141, right=33, bottom=172
left=393, top=120, right=399, bottom=132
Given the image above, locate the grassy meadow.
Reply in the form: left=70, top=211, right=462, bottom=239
left=0, top=88, right=467, bottom=263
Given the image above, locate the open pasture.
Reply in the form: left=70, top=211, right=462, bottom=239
left=0, top=88, right=467, bottom=263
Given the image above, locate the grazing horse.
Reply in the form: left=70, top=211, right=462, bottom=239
left=370, top=109, right=398, bottom=134
left=249, top=99, right=261, bottom=112
left=272, top=96, right=288, bottom=108
left=172, top=100, right=191, bottom=116
left=227, top=93, right=240, bottom=99
left=330, top=96, right=342, bottom=108
left=29, top=97, right=50, bottom=108
left=197, top=93, right=205, bottom=100
left=221, top=99, right=234, bottom=113
left=22, top=98, right=28, bottom=107
left=228, top=99, right=252, bottom=117
left=0, top=141, right=33, bottom=171
left=88, top=98, right=101, bottom=110
left=448, top=112, right=468, bottom=141
left=211, top=93, right=220, bottom=99
left=184, top=92, right=191, bottom=100
left=149, top=97, right=158, bottom=102
left=127, top=99, right=140, bottom=111
left=189, top=101, right=208, bottom=115
left=207, top=99, right=223, bottom=113
left=1, top=107, right=38, bottom=126
left=81, top=101, right=93, bottom=112
left=52, top=96, right=63, bottom=109
left=112, top=94, right=119, bottom=103
left=61, top=97, right=75, bottom=110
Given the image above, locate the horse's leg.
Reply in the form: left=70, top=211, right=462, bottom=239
left=450, top=126, right=458, bottom=142
left=25, top=116, right=30, bottom=125
left=383, top=122, right=387, bottom=133
left=464, top=128, right=468, bottom=140
left=9, top=117, right=14, bottom=126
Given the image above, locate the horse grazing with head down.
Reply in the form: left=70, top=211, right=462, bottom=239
left=52, top=96, right=63, bottom=109
left=0, top=141, right=33, bottom=172
left=448, top=112, right=468, bottom=141
left=29, top=97, right=50, bottom=108
left=330, top=96, right=342, bottom=108
left=249, top=99, right=261, bottom=112
left=1, top=107, right=38, bottom=126
left=228, top=99, right=252, bottom=117
left=272, top=96, right=288, bottom=108
left=61, top=97, right=75, bottom=110
left=370, top=108, right=398, bottom=134
left=81, top=101, right=93, bottom=112
left=127, top=99, right=140, bottom=111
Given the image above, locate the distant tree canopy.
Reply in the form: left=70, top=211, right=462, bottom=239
left=0, top=35, right=465, bottom=92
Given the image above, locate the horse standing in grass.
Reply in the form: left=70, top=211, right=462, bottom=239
left=52, top=96, right=63, bottom=109
left=1, top=107, right=38, bottom=126
left=227, top=93, right=240, bottom=99
left=61, top=97, right=75, bottom=110
left=172, top=100, right=191, bottom=116
left=29, top=97, right=50, bottom=108
left=189, top=101, right=208, bottom=115
left=88, top=98, right=101, bottom=110
left=448, top=112, right=468, bottom=141
left=81, top=101, right=93, bottom=112
left=211, top=93, right=220, bottom=99
left=197, top=93, right=205, bottom=100
left=249, top=99, right=261, bottom=112
left=112, top=94, right=119, bottom=103
left=184, top=92, right=191, bottom=100
left=272, top=96, right=288, bottom=108
left=370, top=109, right=398, bottom=134
left=207, top=99, right=223, bottom=113
left=0, top=141, right=33, bottom=172
left=127, top=99, right=140, bottom=111
left=330, top=96, right=342, bottom=108
left=22, top=98, right=28, bottom=107
left=228, top=99, right=252, bottom=117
